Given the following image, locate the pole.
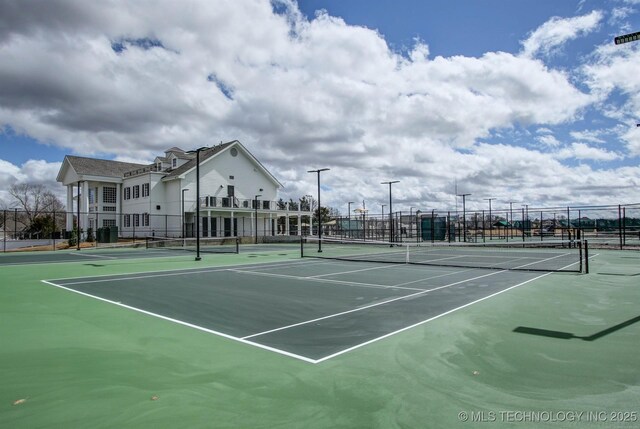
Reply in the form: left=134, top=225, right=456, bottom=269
left=254, top=194, right=262, bottom=244
left=307, top=168, right=329, bottom=252
left=195, top=149, right=201, bottom=260
left=509, top=202, right=514, bottom=239
left=381, top=181, right=399, bottom=244
left=3, top=210, right=6, bottom=253
left=618, top=205, right=623, bottom=249
left=623, top=207, right=627, bottom=246
left=381, top=204, right=385, bottom=240
left=52, top=208, right=56, bottom=250
left=457, top=193, right=470, bottom=242
left=348, top=201, right=354, bottom=239
left=77, top=182, right=81, bottom=251
left=484, top=198, right=494, bottom=240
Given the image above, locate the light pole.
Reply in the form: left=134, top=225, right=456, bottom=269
left=181, top=188, right=189, bottom=240
left=522, top=204, right=529, bottom=239
left=254, top=194, right=262, bottom=244
left=187, top=146, right=208, bottom=261
left=307, top=168, right=330, bottom=252
left=76, top=182, right=81, bottom=250
left=457, top=193, right=471, bottom=242
left=484, top=198, right=494, bottom=240
left=381, top=180, right=399, bottom=244
left=347, top=201, right=354, bottom=238
left=381, top=204, right=386, bottom=239
left=509, top=201, right=515, bottom=239
left=409, top=207, right=415, bottom=238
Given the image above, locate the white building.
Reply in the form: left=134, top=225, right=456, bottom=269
left=56, top=140, right=312, bottom=239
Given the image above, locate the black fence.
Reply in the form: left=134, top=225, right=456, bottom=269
left=1, top=209, right=312, bottom=252
left=325, top=203, right=640, bottom=250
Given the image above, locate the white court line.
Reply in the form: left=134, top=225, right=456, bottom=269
left=40, top=279, right=317, bottom=364
left=42, top=255, right=584, bottom=364
left=228, top=269, right=425, bottom=292
left=242, top=269, right=507, bottom=340
left=49, top=259, right=321, bottom=285
left=313, top=272, right=552, bottom=363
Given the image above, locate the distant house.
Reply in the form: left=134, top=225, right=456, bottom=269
left=56, top=140, right=311, bottom=238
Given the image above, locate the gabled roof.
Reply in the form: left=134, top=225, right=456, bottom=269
left=57, top=155, right=147, bottom=182
left=165, top=147, right=193, bottom=160
left=162, top=140, right=283, bottom=188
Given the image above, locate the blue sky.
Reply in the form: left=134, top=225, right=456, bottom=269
left=0, top=0, right=639, bottom=210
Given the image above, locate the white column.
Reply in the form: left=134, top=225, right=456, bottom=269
left=115, top=183, right=121, bottom=228
left=297, top=214, right=301, bottom=235
left=66, top=185, right=74, bottom=231
left=285, top=215, right=290, bottom=236
left=81, top=181, right=90, bottom=239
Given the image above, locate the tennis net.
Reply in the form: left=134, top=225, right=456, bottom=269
left=301, top=237, right=585, bottom=273
left=146, top=236, right=239, bottom=254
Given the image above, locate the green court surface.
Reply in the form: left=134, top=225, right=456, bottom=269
left=1, top=245, right=639, bottom=428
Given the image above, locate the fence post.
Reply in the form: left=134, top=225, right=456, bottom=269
left=618, top=205, right=623, bottom=249
left=623, top=207, right=626, bottom=246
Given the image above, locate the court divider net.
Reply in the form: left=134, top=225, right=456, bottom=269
left=301, top=237, right=585, bottom=273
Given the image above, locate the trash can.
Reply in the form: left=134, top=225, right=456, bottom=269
left=108, top=226, right=118, bottom=243
left=96, top=228, right=105, bottom=243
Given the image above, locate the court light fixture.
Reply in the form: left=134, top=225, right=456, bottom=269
left=614, top=31, right=640, bottom=45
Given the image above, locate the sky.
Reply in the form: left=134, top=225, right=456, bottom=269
left=0, top=0, right=639, bottom=214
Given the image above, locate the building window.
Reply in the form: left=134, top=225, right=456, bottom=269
left=103, top=206, right=116, bottom=212
left=142, top=213, right=149, bottom=226
left=172, top=158, right=177, bottom=168
left=134, top=213, right=140, bottom=227
left=124, top=187, right=131, bottom=200
left=103, top=219, right=116, bottom=227
left=142, top=183, right=150, bottom=197
left=133, top=185, right=140, bottom=199
left=103, top=187, right=117, bottom=204
left=124, top=214, right=131, bottom=227
left=89, top=188, right=96, bottom=204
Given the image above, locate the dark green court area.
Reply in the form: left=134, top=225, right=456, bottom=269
left=45, top=260, right=551, bottom=362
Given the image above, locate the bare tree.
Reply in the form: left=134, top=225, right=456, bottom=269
left=8, top=183, right=65, bottom=237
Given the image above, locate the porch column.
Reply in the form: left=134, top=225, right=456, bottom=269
left=297, top=214, right=302, bottom=235
left=81, top=181, right=90, bottom=239
left=66, top=185, right=74, bottom=231
left=115, top=184, right=121, bottom=228
left=285, top=215, right=290, bottom=236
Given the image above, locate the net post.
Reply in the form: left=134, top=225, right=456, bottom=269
left=300, top=235, right=304, bottom=258
left=578, top=240, right=583, bottom=273
left=145, top=236, right=149, bottom=249
left=584, top=240, right=589, bottom=274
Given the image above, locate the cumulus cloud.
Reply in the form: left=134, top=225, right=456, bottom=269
left=521, top=10, right=603, bottom=58
left=0, top=1, right=637, bottom=211
left=0, top=159, right=62, bottom=205
left=555, top=142, right=622, bottom=161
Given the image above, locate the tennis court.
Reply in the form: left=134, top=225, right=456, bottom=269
left=42, top=259, right=555, bottom=363
left=0, top=239, right=297, bottom=266
left=3, top=240, right=639, bottom=428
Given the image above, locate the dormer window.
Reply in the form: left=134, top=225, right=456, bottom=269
left=172, top=159, right=177, bottom=168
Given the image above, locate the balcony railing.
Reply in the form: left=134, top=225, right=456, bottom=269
left=199, top=197, right=311, bottom=212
